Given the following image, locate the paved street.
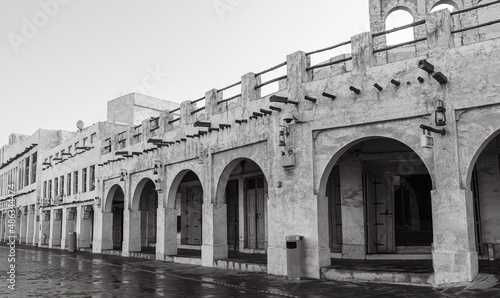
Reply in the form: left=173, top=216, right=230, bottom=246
left=1, top=244, right=499, bottom=297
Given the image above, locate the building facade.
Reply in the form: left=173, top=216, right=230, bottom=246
left=1, top=0, right=500, bottom=286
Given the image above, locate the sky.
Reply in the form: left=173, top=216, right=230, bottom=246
left=0, top=0, right=380, bottom=145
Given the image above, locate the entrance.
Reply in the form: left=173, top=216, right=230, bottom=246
left=365, top=163, right=433, bottom=254
left=112, top=186, right=124, bottom=248
left=246, top=176, right=266, bottom=250
left=226, top=179, right=239, bottom=251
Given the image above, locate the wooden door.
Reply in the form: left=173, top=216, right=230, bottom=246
left=181, top=184, right=203, bottom=245
left=112, top=207, right=123, bottom=247
left=366, top=174, right=395, bottom=253
left=256, top=188, right=266, bottom=249
left=226, top=180, right=239, bottom=251
left=247, top=189, right=257, bottom=249
left=326, top=166, right=342, bottom=252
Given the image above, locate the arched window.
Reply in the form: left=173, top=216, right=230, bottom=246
left=430, top=3, right=457, bottom=13
left=385, top=9, right=414, bottom=45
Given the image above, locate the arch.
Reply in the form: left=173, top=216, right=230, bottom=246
left=465, top=129, right=500, bottom=190
left=131, top=177, right=156, bottom=211
left=215, top=157, right=269, bottom=205
left=104, top=184, right=124, bottom=213
left=318, top=136, right=434, bottom=255
left=430, top=0, right=459, bottom=12
left=385, top=7, right=415, bottom=45
left=318, top=136, right=434, bottom=198
left=166, top=169, right=204, bottom=209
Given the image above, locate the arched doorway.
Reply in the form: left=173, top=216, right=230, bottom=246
left=175, top=171, right=203, bottom=247
left=467, top=131, right=500, bottom=260
left=217, top=158, right=268, bottom=253
left=111, top=186, right=124, bottom=248
left=132, top=179, right=158, bottom=252
left=322, top=137, right=433, bottom=256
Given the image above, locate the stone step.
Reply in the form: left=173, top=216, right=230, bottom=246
left=320, top=267, right=434, bottom=285
left=213, top=260, right=267, bottom=273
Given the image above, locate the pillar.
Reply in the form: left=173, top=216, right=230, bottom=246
left=93, top=211, right=113, bottom=252
left=339, top=158, right=366, bottom=259
left=201, top=202, right=228, bottom=266
left=122, top=209, right=141, bottom=254
left=286, top=51, right=310, bottom=106
left=26, top=206, right=34, bottom=244
left=20, top=207, right=27, bottom=243
left=156, top=207, right=178, bottom=260
left=351, top=32, right=375, bottom=73
left=77, top=206, right=92, bottom=248
left=432, top=109, right=477, bottom=284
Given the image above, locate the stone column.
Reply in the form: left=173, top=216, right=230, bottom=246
left=286, top=51, right=310, bottom=107
left=351, top=32, right=375, bottom=73
left=20, top=208, right=27, bottom=243
left=201, top=202, right=228, bottom=266
left=122, top=209, right=141, bottom=255
left=180, top=100, right=195, bottom=126
left=156, top=207, right=178, bottom=260
left=77, top=206, right=92, bottom=248
left=339, top=158, right=366, bottom=259
left=26, top=206, right=34, bottom=244
left=432, top=108, right=478, bottom=284
left=426, top=9, right=455, bottom=57
left=93, top=211, right=113, bottom=252
left=60, top=208, right=68, bottom=248
left=205, top=89, right=220, bottom=117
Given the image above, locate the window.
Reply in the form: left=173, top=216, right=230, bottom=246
left=48, top=179, right=52, bottom=198
left=75, top=141, right=79, bottom=149
left=18, top=161, right=23, bottom=190
left=43, top=181, right=47, bottom=199
left=74, top=170, right=79, bottom=193
left=31, top=152, right=37, bottom=183
left=55, top=152, right=59, bottom=159
left=83, top=137, right=88, bottom=146
left=67, top=173, right=71, bottom=196
left=82, top=168, right=87, bottom=192
left=54, top=177, right=58, bottom=196
left=24, top=157, right=30, bottom=187
left=90, top=133, right=96, bottom=144
left=68, top=145, right=72, bottom=154
left=90, top=165, right=95, bottom=191
left=60, top=175, right=64, bottom=196
left=385, top=9, right=414, bottom=45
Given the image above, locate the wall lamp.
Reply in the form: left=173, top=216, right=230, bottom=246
left=435, top=100, right=446, bottom=126
left=94, top=197, right=101, bottom=207
left=279, top=125, right=289, bottom=147
left=120, top=169, right=127, bottom=181
left=153, top=160, right=162, bottom=175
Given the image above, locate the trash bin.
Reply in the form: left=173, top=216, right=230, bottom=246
left=68, top=232, right=76, bottom=252
left=286, top=235, right=305, bottom=279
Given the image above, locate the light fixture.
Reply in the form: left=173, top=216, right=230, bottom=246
left=120, top=169, right=127, bottom=181
left=94, top=197, right=101, bottom=207
left=279, top=125, right=289, bottom=147
left=153, top=164, right=159, bottom=175
left=435, top=100, right=446, bottom=126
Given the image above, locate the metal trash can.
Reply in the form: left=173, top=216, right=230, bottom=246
left=286, top=235, right=305, bottom=279
left=68, top=232, right=76, bottom=252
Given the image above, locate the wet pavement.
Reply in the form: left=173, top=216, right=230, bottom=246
left=1, top=243, right=500, bottom=297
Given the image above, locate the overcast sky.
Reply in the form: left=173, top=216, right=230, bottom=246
left=0, top=0, right=378, bottom=145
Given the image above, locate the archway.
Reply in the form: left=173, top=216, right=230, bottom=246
left=321, top=137, right=433, bottom=257
left=467, top=131, right=500, bottom=260
left=216, top=158, right=268, bottom=254
left=131, top=178, right=158, bottom=252
left=175, top=171, right=203, bottom=247
left=106, top=185, right=124, bottom=249
left=385, top=8, right=415, bottom=45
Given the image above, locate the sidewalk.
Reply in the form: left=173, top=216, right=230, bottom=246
left=2, top=242, right=500, bottom=297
